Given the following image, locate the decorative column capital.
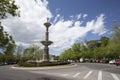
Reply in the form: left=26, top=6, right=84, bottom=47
left=44, top=18, right=51, bottom=29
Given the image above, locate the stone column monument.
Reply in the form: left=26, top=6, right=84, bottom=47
left=41, top=18, right=53, bottom=62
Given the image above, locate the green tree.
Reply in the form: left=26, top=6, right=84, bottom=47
left=15, top=45, right=24, bottom=62
left=33, top=45, right=44, bottom=61
left=23, top=45, right=44, bottom=61
left=59, top=49, right=75, bottom=60
left=109, top=26, right=120, bottom=59
left=0, top=0, right=19, bottom=19
left=0, top=23, right=16, bottom=62
left=71, top=43, right=81, bottom=60
left=59, top=35, right=116, bottom=61
left=87, top=40, right=101, bottom=49
left=0, top=0, right=19, bottom=63
left=0, top=54, right=4, bottom=63
left=100, top=36, right=109, bottom=47
left=71, top=43, right=86, bottom=60
left=23, top=47, right=34, bottom=60
left=52, top=55, right=59, bottom=60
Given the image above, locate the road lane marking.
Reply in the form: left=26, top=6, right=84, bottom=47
left=73, top=72, right=81, bottom=78
left=62, top=74, right=68, bottom=77
left=111, top=73, right=120, bottom=80
left=83, top=71, right=93, bottom=79
left=98, top=71, right=102, bottom=80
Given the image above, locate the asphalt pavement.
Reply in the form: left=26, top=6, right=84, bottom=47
left=0, top=63, right=120, bottom=80
left=0, top=65, right=71, bottom=80
left=29, top=63, right=120, bottom=80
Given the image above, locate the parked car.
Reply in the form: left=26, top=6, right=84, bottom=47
left=115, top=59, right=120, bottom=66
left=109, top=60, right=115, bottom=64
left=99, top=60, right=104, bottom=63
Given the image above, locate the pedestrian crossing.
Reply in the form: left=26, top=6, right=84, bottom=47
left=98, top=71, right=102, bottom=80
left=73, top=72, right=81, bottom=78
left=30, top=70, right=120, bottom=80
left=111, top=73, right=120, bottom=80
left=83, top=71, right=93, bottom=79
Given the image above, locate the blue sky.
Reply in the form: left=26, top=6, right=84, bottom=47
left=1, top=0, right=120, bottom=55
left=49, top=0, right=120, bottom=28
left=48, top=0, right=120, bottom=39
left=48, top=0, right=120, bottom=17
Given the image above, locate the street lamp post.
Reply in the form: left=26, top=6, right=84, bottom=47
left=41, top=18, right=53, bottom=62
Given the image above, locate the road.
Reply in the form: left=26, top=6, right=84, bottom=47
left=0, top=63, right=120, bottom=80
left=0, top=65, right=70, bottom=80
left=29, top=63, right=120, bottom=80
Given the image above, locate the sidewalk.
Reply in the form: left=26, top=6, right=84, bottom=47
left=11, top=63, right=76, bottom=70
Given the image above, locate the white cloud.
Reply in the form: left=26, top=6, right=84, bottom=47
left=76, top=14, right=81, bottom=20
left=50, top=14, right=106, bottom=53
left=2, top=0, right=52, bottom=43
left=55, top=8, right=61, bottom=13
left=92, top=14, right=107, bottom=35
left=1, top=0, right=107, bottom=55
left=83, top=14, right=88, bottom=18
left=53, top=14, right=60, bottom=23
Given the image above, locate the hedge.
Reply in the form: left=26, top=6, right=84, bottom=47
left=18, top=61, right=70, bottom=67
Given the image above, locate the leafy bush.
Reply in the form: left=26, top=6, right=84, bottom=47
left=18, top=61, right=70, bottom=67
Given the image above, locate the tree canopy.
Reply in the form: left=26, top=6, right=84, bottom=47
left=59, top=25, right=120, bottom=61
left=0, top=0, right=19, bottom=63
left=0, top=0, right=19, bottom=19
left=0, top=23, right=16, bottom=63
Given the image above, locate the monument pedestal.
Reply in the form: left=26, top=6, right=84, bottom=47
left=41, top=41, right=53, bottom=62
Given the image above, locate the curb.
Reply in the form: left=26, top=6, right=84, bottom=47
left=11, top=63, right=77, bottom=70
